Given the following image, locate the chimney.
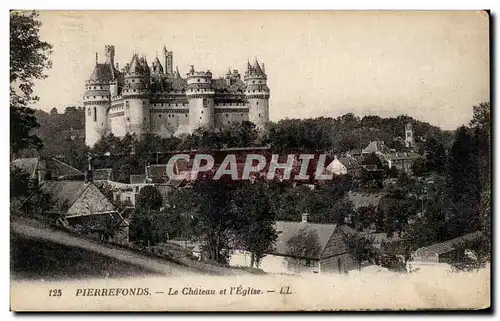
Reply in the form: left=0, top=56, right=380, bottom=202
left=301, top=212, right=309, bottom=223
left=85, top=154, right=93, bottom=183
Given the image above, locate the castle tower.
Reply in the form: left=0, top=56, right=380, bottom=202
left=244, top=58, right=270, bottom=135
left=186, top=65, right=214, bottom=131
left=122, top=53, right=151, bottom=137
left=84, top=49, right=114, bottom=147
left=163, top=46, right=173, bottom=75
left=405, top=122, right=414, bottom=147
left=152, top=55, right=164, bottom=75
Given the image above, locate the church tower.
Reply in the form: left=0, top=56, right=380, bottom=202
left=186, top=65, right=214, bottom=131
left=405, top=122, right=414, bottom=148
left=244, top=58, right=270, bottom=135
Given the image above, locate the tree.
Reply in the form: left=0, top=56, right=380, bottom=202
left=445, top=126, right=481, bottom=237
left=131, top=186, right=164, bottom=246
left=10, top=11, right=52, bottom=156
left=411, top=157, right=430, bottom=177
left=343, top=233, right=374, bottom=270
left=189, top=175, right=239, bottom=264
left=232, top=179, right=277, bottom=267
left=285, top=228, right=321, bottom=271
left=424, top=136, right=446, bottom=173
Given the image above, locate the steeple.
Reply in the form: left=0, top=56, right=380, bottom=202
left=95, top=52, right=98, bottom=65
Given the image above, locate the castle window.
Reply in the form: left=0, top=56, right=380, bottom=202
left=252, top=81, right=255, bottom=84
left=159, top=114, right=162, bottom=118
left=132, top=79, right=135, bottom=82
left=259, top=113, right=262, bottom=117
left=93, top=96, right=96, bottom=99
left=185, top=114, right=188, bottom=117
left=197, top=79, right=200, bottom=82
left=228, top=121, right=230, bottom=124
left=127, top=117, right=130, bottom=121
left=256, top=102, right=259, bottom=105
left=133, top=89, right=136, bottom=92
left=175, top=104, right=178, bottom=107
left=225, top=114, right=228, bottom=117
left=88, top=108, right=91, bottom=116
left=259, top=81, right=262, bottom=84
left=200, top=117, right=202, bottom=120
left=94, top=107, right=97, bottom=122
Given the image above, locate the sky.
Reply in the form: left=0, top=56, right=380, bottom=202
left=33, top=10, right=490, bottom=130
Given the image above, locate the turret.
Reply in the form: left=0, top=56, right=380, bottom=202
left=186, top=65, right=214, bottom=131
left=244, top=58, right=270, bottom=135
left=152, top=55, right=164, bottom=75
left=84, top=47, right=115, bottom=146
left=163, top=46, right=174, bottom=75
left=122, top=53, right=151, bottom=137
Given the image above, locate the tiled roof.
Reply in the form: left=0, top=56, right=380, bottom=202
left=93, top=168, right=112, bottom=181
left=413, top=232, right=483, bottom=257
left=39, top=181, right=91, bottom=213
left=11, top=158, right=84, bottom=180
left=362, top=141, right=390, bottom=154
left=130, top=174, right=146, bottom=184
left=338, top=156, right=360, bottom=169
left=386, top=152, right=421, bottom=160
left=88, top=63, right=116, bottom=82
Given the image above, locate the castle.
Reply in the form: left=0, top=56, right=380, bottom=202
left=84, top=45, right=270, bottom=146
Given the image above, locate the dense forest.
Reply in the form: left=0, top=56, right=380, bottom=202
left=16, top=107, right=454, bottom=173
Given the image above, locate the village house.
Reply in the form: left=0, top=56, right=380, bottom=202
left=410, top=231, right=484, bottom=271
left=11, top=157, right=85, bottom=187
left=382, top=151, right=422, bottom=174
left=230, top=214, right=357, bottom=275
left=347, top=191, right=389, bottom=210
left=93, top=168, right=113, bottom=181
left=361, top=141, right=391, bottom=157
left=19, top=180, right=129, bottom=244
left=325, top=155, right=362, bottom=177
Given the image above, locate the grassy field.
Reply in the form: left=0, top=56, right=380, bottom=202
left=10, top=232, right=164, bottom=281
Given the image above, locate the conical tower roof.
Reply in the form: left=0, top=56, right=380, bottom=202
left=128, top=54, right=142, bottom=74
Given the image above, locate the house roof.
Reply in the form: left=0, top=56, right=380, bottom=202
left=362, top=141, right=390, bottom=154
left=271, top=221, right=338, bottom=259
left=11, top=158, right=39, bottom=178
left=130, top=174, right=146, bottom=184
left=146, top=164, right=168, bottom=179
left=385, top=152, right=421, bottom=161
left=94, top=168, right=112, bottom=181
left=38, top=181, right=92, bottom=213
left=338, top=156, right=361, bottom=169
left=88, top=63, right=116, bottom=82
left=347, top=191, right=388, bottom=209
left=11, top=157, right=84, bottom=180
left=413, top=231, right=483, bottom=257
